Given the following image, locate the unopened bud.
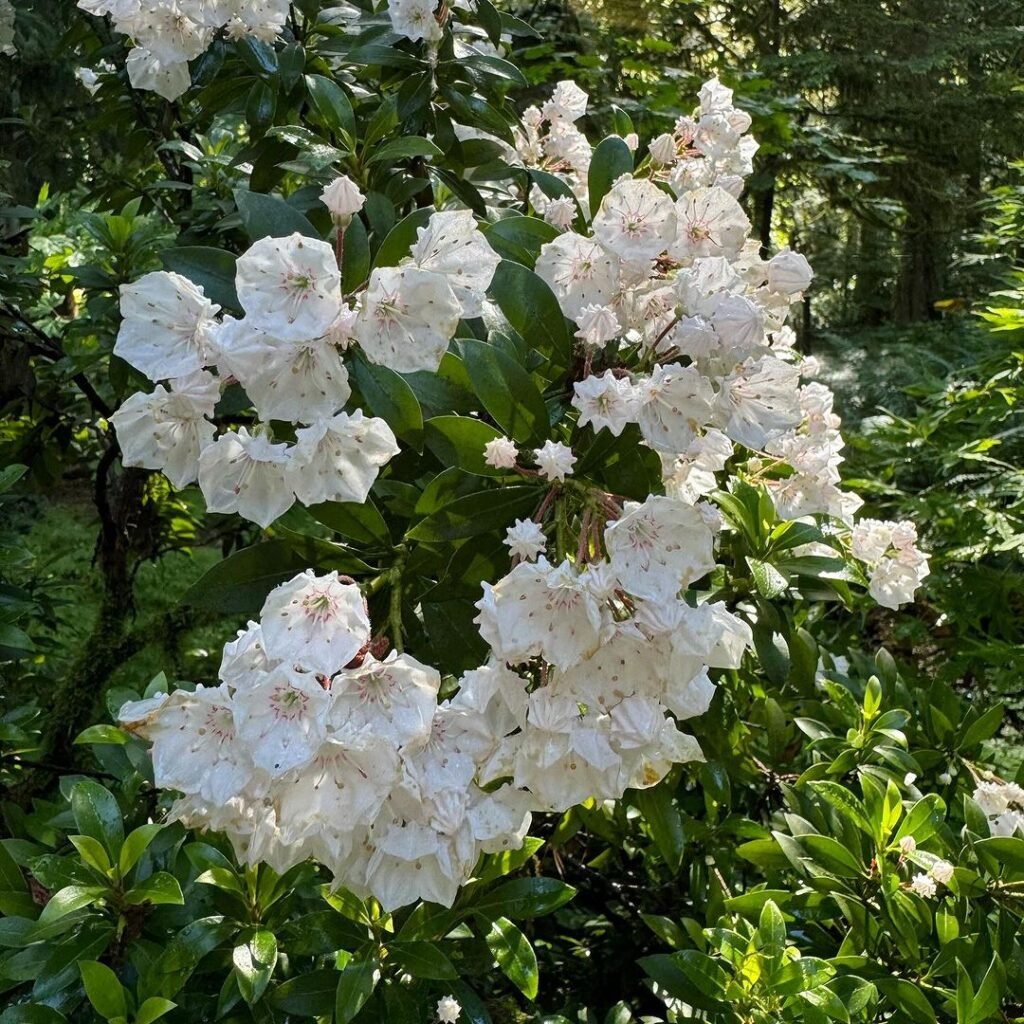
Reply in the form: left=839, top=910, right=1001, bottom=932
left=768, top=249, right=813, bottom=296
left=649, top=132, right=677, bottom=166
left=321, top=174, right=365, bottom=227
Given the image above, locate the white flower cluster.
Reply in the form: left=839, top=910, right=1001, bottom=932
left=387, top=0, right=443, bottom=44
left=516, top=81, right=595, bottom=220
left=520, top=76, right=925, bottom=606
left=973, top=780, right=1024, bottom=837
left=77, top=0, right=467, bottom=98
left=77, top=0, right=291, bottom=99
left=111, top=204, right=500, bottom=527
left=850, top=518, right=929, bottom=610
left=122, top=532, right=750, bottom=906
left=120, top=570, right=533, bottom=912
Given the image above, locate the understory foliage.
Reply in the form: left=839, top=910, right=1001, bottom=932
left=841, top=179, right=1024, bottom=724
left=0, top=3, right=1021, bottom=1024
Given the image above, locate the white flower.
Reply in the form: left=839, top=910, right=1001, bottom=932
left=851, top=519, right=895, bottom=564
left=715, top=356, right=802, bottom=450
left=909, top=872, right=937, bottom=899
left=407, top=210, right=500, bottom=318
left=331, top=652, right=440, bottom=749
left=647, top=134, right=677, bottom=168
left=974, top=781, right=1010, bottom=816
left=768, top=249, right=813, bottom=295
left=604, top=496, right=716, bottom=602
left=483, top=436, right=518, bottom=470
left=514, top=691, right=619, bottom=809
left=288, top=411, right=399, bottom=506
left=898, top=836, right=917, bottom=855
left=321, top=175, right=365, bottom=225
left=636, top=363, right=715, bottom=454
left=124, top=685, right=251, bottom=804
left=436, top=996, right=462, bottom=1023
left=544, top=196, right=577, bottom=231
left=260, top=570, right=371, bottom=675
left=211, top=316, right=351, bottom=424
left=278, top=733, right=398, bottom=837
left=592, top=178, right=677, bottom=262
left=536, top=234, right=620, bottom=320
left=542, top=80, right=588, bottom=122
left=572, top=371, right=640, bottom=437
left=474, top=558, right=606, bottom=670
left=930, top=860, right=955, bottom=885
left=938, top=772, right=953, bottom=785
left=868, top=557, right=928, bottom=610
left=534, top=440, right=576, bottom=482
left=114, top=271, right=219, bottom=380
left=504, top=518, right=547, bottom=561
left=232, top=667, right=331, bottom=777
left=235, top=233, right=342, bottom=343
left=76, top=67, right=101, bottom=95
left=673, top=187, right=750, bottom=260
left=355, top=266, right=461, bottom=373
left=387, top=0, right=442, bottom=42
left=198, top=428, right=295, bottom=528
left=125, top=47, right=191, bottom=101
left=111, top=370, right=220, bottom=487
left=219, top=621, right=274, bottom=689
left=699, top=78, right=734, bottom=114
left=661, top=428, right=733, bottom=503
left=574, top=303, right=621, bottom=348
left=709, top=294, right=765, bottom=357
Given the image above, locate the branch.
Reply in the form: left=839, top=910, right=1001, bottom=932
left=1, top=303, right=113, bottom=418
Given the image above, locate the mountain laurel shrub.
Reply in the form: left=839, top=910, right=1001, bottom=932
left=0, top=2, right=1021, bottom=1023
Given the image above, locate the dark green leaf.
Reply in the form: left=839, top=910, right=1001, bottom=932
left=484, top=917, right=538, bottom=999
left=406, top=485, right=539, bottom=542
left=634, top=782, right=685, bottom=872
left=79, top=960, right=127, bottom=1021
left=233, top=930, right=278, bottom=1005
left=351, top=355, right=424, bottom=447
left=305, top=74, right=356, bottom=139
left=588, top=136, right=633, bottom=213
left=488, top=260, right=572, bottom=370
left=181, top=540, right=316, bottom=614
left=367, top=137, right=443, bottom=164
left=71, top=782, right=124, bottom=858
left=335, top=957, right=380, bottom=1024
left=373, top=207, right=434, bottom=268
left=73, top=725, right=126, bottom=747
left=124, top=871, right=183, bottom=906
left=161, top=247, right=239, bottom=310
left=470, top=877, right=576, bottom=920
left=235, top=188, right=319, bottom=241
left=424, top=416, right=508, bottom=476
left=308, top=500, right=391, bottom=546
left=389, top=940, right=458, bottom=980
left=271, top=970, right=337, bottom=1016
left=460, top=338, right=549, bottom=444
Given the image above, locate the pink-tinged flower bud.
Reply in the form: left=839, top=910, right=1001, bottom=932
left=321, top=175, right=365, bottom=226
left=649, top=132, right=677, bottom=166
left=483, top=436, right=518, bottom=470
left=544, top=196, right=577, bottom=231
